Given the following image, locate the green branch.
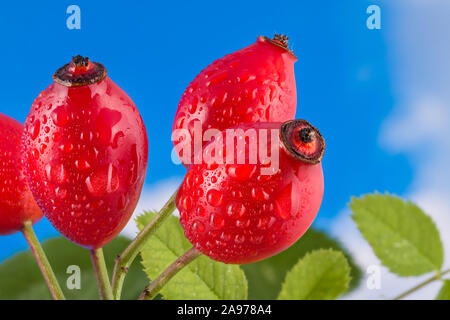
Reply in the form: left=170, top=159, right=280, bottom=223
left=21, top=220, right=65, bottom=300
left=112, top=189, right=178, bottom=299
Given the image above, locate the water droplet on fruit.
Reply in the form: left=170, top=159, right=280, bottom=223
left=127, top=144, right=139, bottom=186
left=207, top=189, right=224, bottom=207
left=112, top=131, right=125, bottom=148
left=75, top=159, right=91, bottom=170
left=59, top=142, right=74, bottom=153
left=257, top=216, right=276, bottom=230
left=45, top=163, right=68, bottom=184
left=52, top=132, right=61, bottom=142
left=210, top=213, right=225, bottom=229
left=185, top=171, right=194, bottom=189
left=180, top=195, right=192, bottom=211
left=30, top=120, right=40, bottom=140
left=226, top=164, right=256, bottom=181
left=96, top=108, right=122, bottom=146
left=275, top=182, right=300, bottom=220
left=51, top=106, right=69, bottom=127
left=234, top=234, right=245, bottom=244
left=193, top=221, right=205, bottom=233
left=85, top=163, right=119, bottom=196
left=226, top=202, right=246, bottom=219
left=236, top=219, right=250, bottom=228
left=251, top=186, right=270, bottom=201
left=250, top=235, right=264, bottom=245
left=118, top=194, right=129, bottom=211
left=196, top=206, right=206, bottom=217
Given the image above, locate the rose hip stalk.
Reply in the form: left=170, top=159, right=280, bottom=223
left=176, top=119, right=325, bottom=264
left=173, top=34, right=297, bottom=167
left=22, top=56, right=148, bottom=299
left=0, top=113, right=65, bottom=300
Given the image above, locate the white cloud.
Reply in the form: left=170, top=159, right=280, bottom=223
left=120, top=177, right=182, bottom=238
left=332, top=0, right=450, bottom=299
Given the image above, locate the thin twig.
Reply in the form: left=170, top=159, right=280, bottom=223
left=21, top=220, right=65, bottom=300
left=138, top=247, right=202, bottom=300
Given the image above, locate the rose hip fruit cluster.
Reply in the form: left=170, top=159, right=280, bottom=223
left=22, top=55, right=148, bottom=248
left=173, top=35, right=326, bottom=264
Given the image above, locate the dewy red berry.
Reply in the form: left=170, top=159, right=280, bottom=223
left=173, top=35, right=298, bottom=166
left=22, top=55, right=148, bottom=248
left=176, top=119, right=325, bottom=264
left=0, top=114, right=43, bottom=235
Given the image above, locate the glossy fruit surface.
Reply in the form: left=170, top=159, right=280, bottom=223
left=176, top=120, right=325, bottom=264
left=22, top=56, right=148, bottom=248
left=173, top=35, right=297, bottom=167
left=0, top=113, right=42, bottom=235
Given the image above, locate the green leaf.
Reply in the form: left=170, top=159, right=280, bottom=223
left=0, top=236, right=147, bottom=300
left=137, top=211, right=247, bottom=300
left=436, top=280, right=450, bottom=300
left=241, top=228, right=361, bottom=299
left=278, top=249, right=350, bottom=300
left=350, top=193, right=444, bottom=276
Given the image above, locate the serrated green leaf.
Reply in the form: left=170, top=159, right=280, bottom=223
left=350, top=193, right=443, bottom=276
left=137, top=211, right=247, bottom=300
left=0, top=236, right=147, bottom=300
left=241, top=228, right=361, bottom=299
left=436, top=280, right=450, bottom=300
left=277, top=249, right=350, bottom=300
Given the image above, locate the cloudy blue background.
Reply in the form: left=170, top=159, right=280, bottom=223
left=0, top=1, right=448, bottom=299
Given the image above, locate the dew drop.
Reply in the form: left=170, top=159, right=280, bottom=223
left=180, top=195, right=192, bottom=211
left=96, top=108, right=122, bottom=146
left=210, top=213, right=225, bottom=229
left=127, top=144, right=139, bottom=186
left=251, top=186, right=270, bottom=201
left=30, top=120, right=40, bottom=140
left=193, top=221, right=205, bottom=233
left=234, top=234, right=245, bottom=244
left=226, top=202, right=246, bottom=219
left=226, top=164, right=256, bottom=181
left=85, top=163, right=119, bottom=196
left=52, top=132, right=62, bottom=142
left=45, top=163, right=68, bottom=184
left=206, top=189, right=224, bottom=207
left=275, top=183, right=300, bottom=219
left=51, top=106, right=69, bottom=127
left=75, top=159, right=91, bottom=171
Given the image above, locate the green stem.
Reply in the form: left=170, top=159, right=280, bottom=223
left=112, top=188, right=178, bottom=300
left=138, top=247, right=202, bottom=300
left=21, top=220, right=65, bottom=300
left=90, top=248, right=114, bottom=300
left=393, top=268, right=450, bottom=300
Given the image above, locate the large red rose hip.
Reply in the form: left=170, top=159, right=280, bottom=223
left=173, top=35, right=297, bottom=167
left=22, top=56, right=148, bottom=248
left=0, top=113, right=42, bottom=235
left=176, top=119, right=325, bottom=264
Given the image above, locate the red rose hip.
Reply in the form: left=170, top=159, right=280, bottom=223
left=22, top=56, right=148, bottom=248
left=176, top=119, right=325, bottom=264
left=0, top=113, right=43, bottom=235
left=173, top=35, right=298, bottom=166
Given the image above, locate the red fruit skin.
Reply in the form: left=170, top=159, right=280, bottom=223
left=176, top=122, right=324, bottom=264
left=0, top=114, right=42, bottom=235
left=173, top=36, right=297, bottom=167
left=22, top=77, right=148, bottom=248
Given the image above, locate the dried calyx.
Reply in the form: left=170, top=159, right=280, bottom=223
left=280, top=119, right=325, bottom=164
left=262, top=34, right=296, bottom=58
left=53, top=55, right=107, bottom=87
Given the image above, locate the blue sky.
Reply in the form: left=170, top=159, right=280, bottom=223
left=0, top=1, right=415, bottom=262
